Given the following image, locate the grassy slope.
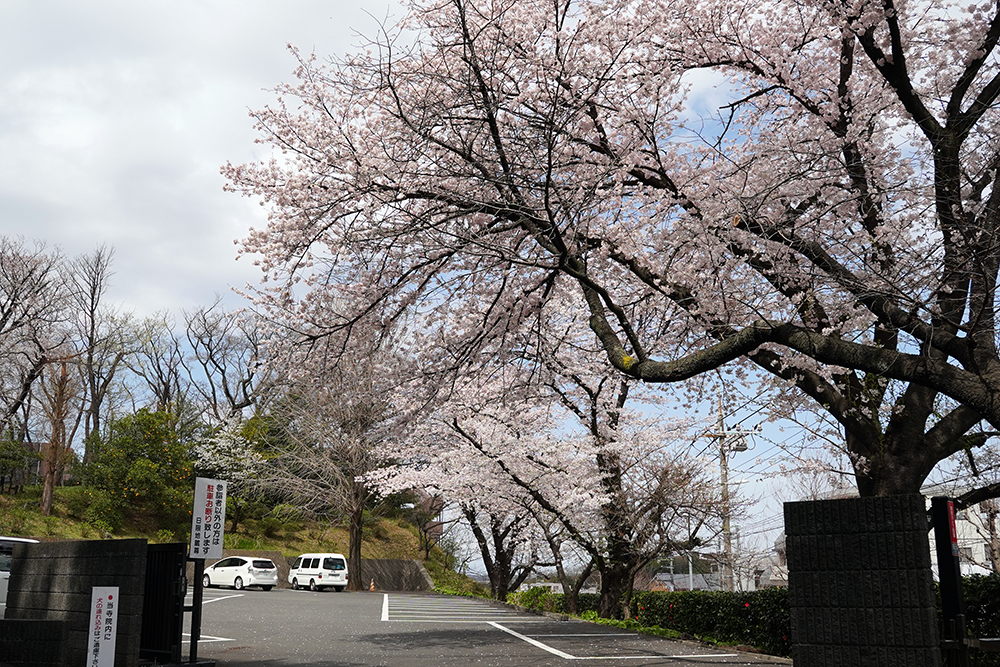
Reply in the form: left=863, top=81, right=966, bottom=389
left=0, top=485, right=488, bottom=596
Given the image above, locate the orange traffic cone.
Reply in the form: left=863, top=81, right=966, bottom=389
left=370, top=579, right=375, bottom=591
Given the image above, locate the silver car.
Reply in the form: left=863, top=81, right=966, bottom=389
left=202, top=557, right=278, bottom=591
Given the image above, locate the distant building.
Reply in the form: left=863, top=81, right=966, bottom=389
left=753, top=534, right=788, bottom=589
left=517, top=581, right=564, bottom=594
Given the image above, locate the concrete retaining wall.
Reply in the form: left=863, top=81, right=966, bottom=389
left=357, top=559, right=433, bottom=591
left=186, top=553, right=433, bottom=591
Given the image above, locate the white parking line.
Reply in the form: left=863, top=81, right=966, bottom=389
left=185, top=594, right=245, bottom=604
left=489, top=622, right=576, bottom=659
left=182, top=633, right=234, bottom=644
left=488, top=622, right=740, bottom=661
left=382, top=594, right=541, bottom=623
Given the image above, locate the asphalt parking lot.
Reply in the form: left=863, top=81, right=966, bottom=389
left=186, top=588, right=792, bottom=666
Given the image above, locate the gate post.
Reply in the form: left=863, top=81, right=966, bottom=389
left=785, top=495, right=941, bottom=666
left=931, top=497, right=971, bottom=667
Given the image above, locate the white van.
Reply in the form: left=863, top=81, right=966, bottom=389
left=288, top=553, right=348, bottom=592
left=1, top=537, right=38, bottom=619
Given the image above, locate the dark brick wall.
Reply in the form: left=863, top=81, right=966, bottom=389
left=785, top=495, right=941, bottom=667
left=1, top=539, right=147, bottom=667
left=0, top=620, right=66, bottom=667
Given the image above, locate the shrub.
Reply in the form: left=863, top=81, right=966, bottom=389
left=957, top=574, right=1000, bottom=667
left=508, top=586, right=557, bottom=612
left=534, top=588, right=791, bottom=657
left=81, top=410, right=193, bottom=527
left=0, top=505, right=27, bottom=534
left=85, top=489, right=124, bottom=532
left=259, top=517, right=284, bottom=539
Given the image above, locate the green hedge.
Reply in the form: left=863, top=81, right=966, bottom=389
left=509, top=574, right=1000, bottom=660
left=953, top=574, right=1000, bottom=667
left=509, top=588, right=790, bottom=656
left=629, top=589, right=791, bottom=656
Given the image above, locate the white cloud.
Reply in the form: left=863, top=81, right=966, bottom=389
left=0, top=0, right=398, bottom=316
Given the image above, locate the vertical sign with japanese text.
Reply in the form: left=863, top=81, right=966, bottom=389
left=189, top=477, right=226, bottom=559
left=89, top=586, right=118, bottom=667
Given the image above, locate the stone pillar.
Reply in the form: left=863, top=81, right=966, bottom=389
left=1, top=539, right=147, bottom=667
left=785, top=495, right=941, bottom=666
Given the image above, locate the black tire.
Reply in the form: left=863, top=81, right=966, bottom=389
left=292, top=578, right=299, bottom=590
left=309, top=579, right=319, bottom=592
left=261, top=585, right=273, bottom=591
left=202, top=574, right=212, bottom=588
left=234, top=577, right=244, bottom=591
left=334, top=586, right=345, bottom=592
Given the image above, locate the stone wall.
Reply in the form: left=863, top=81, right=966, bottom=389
left=785, top=495, right=941, bottom=667
left=1, top=539, right=147, bottom=667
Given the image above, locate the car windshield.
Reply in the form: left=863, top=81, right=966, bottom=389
left=324, top=558, right=346, bottom=571
left=252, top=560, right=275, bottom=569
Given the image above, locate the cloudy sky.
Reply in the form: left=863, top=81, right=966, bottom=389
left=0, top=0, right=397, bottom=317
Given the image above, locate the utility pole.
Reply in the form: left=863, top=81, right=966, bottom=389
left=710, top=398, right=752, bottom=592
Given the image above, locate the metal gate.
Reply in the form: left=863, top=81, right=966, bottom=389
left=141, top=543, right=187, bottom=663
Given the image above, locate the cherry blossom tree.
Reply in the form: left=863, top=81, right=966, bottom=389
left=460, top=503, right=538, bottom=600
left=193, top=416, right=266, bottom=532
left=372, top=348, right=719, bottom=618
left=373, top=416, right=549, bottom=600
left=227, top=0, right=1000, bottom=498
left=0, top=238, right=69, bottom=436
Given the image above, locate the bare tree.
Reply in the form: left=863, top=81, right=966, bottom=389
left=183, top=299, right=273, bottom=424
left=127, top=314, right=199, bottom=435
left=0, top=238, right=69, bottom=435
left=37, top=354, right=83, bottom=515
left=69, top=245, right=132, bottom=461
left=260, top=373, right=394, bottom=589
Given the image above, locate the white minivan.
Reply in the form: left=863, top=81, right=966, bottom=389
left=1, top=537, right=38, bottom=619
left=288, top=553, right=348, bottom=592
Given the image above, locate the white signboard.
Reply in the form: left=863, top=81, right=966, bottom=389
left=88, top=586, right=118, bottom=667
left=189, top=477, right=227, bottom=559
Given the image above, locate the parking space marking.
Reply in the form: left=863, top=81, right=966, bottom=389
left=490, top=623, right=576, bottom=659
left=383, top=593, right=543, bottom=623
left=185, top=593, right=245, bottom=605
left=182, top=633, right=234, bottom=644
left=489, top=623, right=740, bottom=661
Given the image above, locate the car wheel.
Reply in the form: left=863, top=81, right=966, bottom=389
left=292, top=578, right=299, bottom=590
left=261, top=585, right=273, bottom=591
left=234, top=577, right=244, bottom=590
left=309, top=579, right=318, bottom=592
left=202, top=574, right=211, bottom=588
left=334, top=586, right=344, bottom=592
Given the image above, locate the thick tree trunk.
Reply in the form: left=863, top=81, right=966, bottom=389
left=597, top=564, right=633, bottom=619
left=849, top=429, right=943, bottom=497
left=561, top=560, right=594, bottom=615
left=463, top=505, right=525, bottom=601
